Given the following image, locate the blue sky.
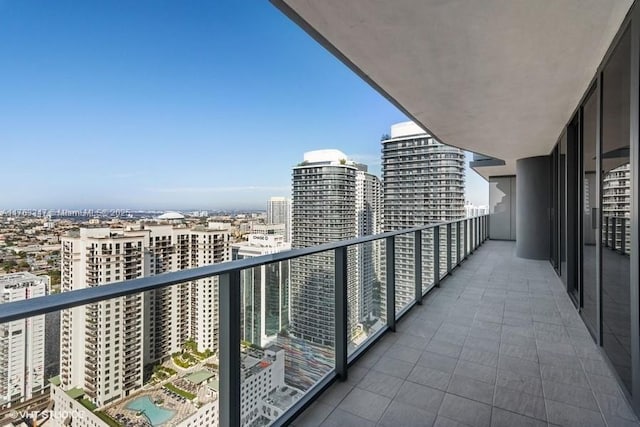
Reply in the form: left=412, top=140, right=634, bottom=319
left=0, top=1, right=488, bottom=210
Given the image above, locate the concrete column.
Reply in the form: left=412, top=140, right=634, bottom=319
left=516, top=156, right=550, bottom=259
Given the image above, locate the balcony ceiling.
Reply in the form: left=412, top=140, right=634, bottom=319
left=273, top=0, right=633, bottom=178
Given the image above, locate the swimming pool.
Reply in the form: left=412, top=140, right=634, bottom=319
left=125, top=396, right=175, bottom=426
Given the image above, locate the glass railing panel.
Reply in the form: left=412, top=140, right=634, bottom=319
left=1, top=310, right=53, bottom=426
left=451, top=223, right=458, bottom=266
left=347, top=240, right=387, bottom=357
left=249, top=252, right=335, bottom=426
left=458, top=221, right=466, bottom=260
left=0, top=220, right=493, bottom=427
left=439, top=226, right=448, bottom=280
left=603, top=216, right=612, bottom=248
left=32, top=284, right=211, bottom=427
left=394, top=233, right=414, bottom=315
left=422, top=228, right=435, bottom=294
left=623, top=217, right=630, bottom=255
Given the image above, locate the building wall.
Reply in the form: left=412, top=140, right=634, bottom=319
left=188, top=227, right=231, bottom=353
left=50, top=384, right=110, bottom=427
left=146, top=225, right=182, bottom=362
left=181, top=400, right=219, bottom=427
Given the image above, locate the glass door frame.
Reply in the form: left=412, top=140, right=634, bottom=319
left=566, top=115, right=580, bottom=307
left=630, top=6, right=640, bottom=412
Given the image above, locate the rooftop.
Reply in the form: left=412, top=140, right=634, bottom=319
left=65, top=387, right=85, bottom=400
left=184, top=370, right=215, bottom=385
left=49, top=375, right=61, bottom=386
left=156, top=211, right=185, bottom=220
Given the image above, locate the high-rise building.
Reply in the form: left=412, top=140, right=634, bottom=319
left=464, top=201, right=490, bottom=218
left=382, top=121, right=465, bottom=307
left=143, top=221, right=231, bottom=359
left=187, top=224, right=232, bottom=353
left=144, top=223, right=186, bottom=363
left=267, top=197, right=291, bottom=242
left=354, top=165, right=383, bottom=328
left=232, top=234, right=291, bottom=348
left=60, top=228, right=148, bottom=406
left=58, top=221, right=231, bottom=407
left=290, top=150, right=381, bottom=347
left=0, top=272, right=47, bottom=408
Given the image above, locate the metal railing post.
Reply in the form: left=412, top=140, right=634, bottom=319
left=446, top=223, right=452, bottom=273
left=486, top=215, right=489, bottom=240
left=386, top=236, right=396, bottom=332
left=470, top=219, right=475, bottom=254
left=334, top=247, right=348, bottom=380
left=484, top=215, right=487, bottom=240
left=604, top=216, right=609, bottom=248
left=476, top=217, right=480, bottom=248
left=621, top=218, right=626, bottom=254
left=434, top=226, right=440, bottom=287
left=219, top=270, right=241, bottom=427
left=612, top=217, right=617, bottom=251
left=485, top=215, right=489, bottom=240
left=414, top=230, right=422, bottom=304
left=464, top=219, right=468, bottom=258
left=485, top=215, right=488, bottom=240
left=456, top=220, right=461, bottom=266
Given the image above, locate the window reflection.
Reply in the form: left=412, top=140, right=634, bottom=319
left=601, top=27, right=631, bottom=392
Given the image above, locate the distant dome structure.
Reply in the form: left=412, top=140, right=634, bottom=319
left=157, top=211, right=185, bottom=220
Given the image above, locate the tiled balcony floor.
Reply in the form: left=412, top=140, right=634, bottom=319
left=293, top=241, right=640, bottom=427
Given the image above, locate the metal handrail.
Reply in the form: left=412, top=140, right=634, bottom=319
left=0, top=216, right=485, bottom=324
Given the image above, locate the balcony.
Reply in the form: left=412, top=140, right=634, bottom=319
left=294, top=240, right=637, bottom=427
left=2, top=215, right=638, bottom=426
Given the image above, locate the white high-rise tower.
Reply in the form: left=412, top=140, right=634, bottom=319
left=0, top=273, right=47, bottom=408
left=57, top=221, right=231, bottom=408
left=59, top=228, right=148, bottom=406
left=382, top=121, right=465, bottom=308
left=290, top=150, right=381, bottom=347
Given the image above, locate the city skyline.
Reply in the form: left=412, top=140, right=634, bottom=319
left=0, top=1, right=488, bottom=210
left=0, top=150, right=487, bottom=211
left=1, top=0, right=637, bottom=425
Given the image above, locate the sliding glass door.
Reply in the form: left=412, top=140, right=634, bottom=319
left=601, top=27, right=632, bottom=392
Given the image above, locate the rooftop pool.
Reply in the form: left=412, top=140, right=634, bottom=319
left=126, top=395, right=176, bottom=426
